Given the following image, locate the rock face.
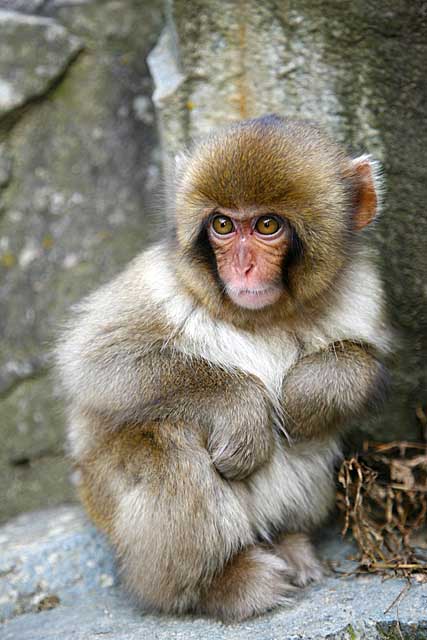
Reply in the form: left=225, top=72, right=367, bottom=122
left=1, top=506, right=426, bottom=639
left=0, top=11, right=82, bottom=117
left=0, top=1, right=163, bottom=522
left=1, top=0, right=427, bottom=521
left=148, top=0, right=427, bottom=445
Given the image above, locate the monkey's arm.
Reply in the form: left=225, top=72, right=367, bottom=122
left=281, top=341, right=389, bottom=441
left=132, top=349, right=275, bottom=480
left=60, top=328, right=274, bottom=480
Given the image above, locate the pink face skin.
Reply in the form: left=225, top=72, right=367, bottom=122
left=207, top=209, right=289, bottom=310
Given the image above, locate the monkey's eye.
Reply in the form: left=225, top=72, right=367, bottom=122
left=255, top=216, right=281, bottom=236
left=212, top=215, right=235, bottom=235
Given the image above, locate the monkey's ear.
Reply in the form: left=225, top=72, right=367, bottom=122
left=351, top=155, right=381, bottom=231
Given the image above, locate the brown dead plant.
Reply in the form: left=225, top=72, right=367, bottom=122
left=337, top=435, right=427, bottom=578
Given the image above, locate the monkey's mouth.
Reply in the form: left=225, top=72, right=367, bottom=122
left=225, top=285, right=282, bottom=310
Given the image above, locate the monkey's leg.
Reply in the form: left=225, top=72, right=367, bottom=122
left=272, top=533, right=324, bottom=587
left=78, top=420, right=295, bottom=622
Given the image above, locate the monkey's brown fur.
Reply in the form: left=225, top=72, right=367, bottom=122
left=175, top=116, right=376, bottom=328
left=57, top=115, right=389, bottom=621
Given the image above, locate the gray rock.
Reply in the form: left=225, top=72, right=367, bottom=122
left=0, top=374, right=75, bottom=518
left=148, top=0, right=427, bottom=445
left=147, top=25, right=186, bottom=177
left=0, top=1, right=46, bottom=13
left=0, top=10, right=82, bottom=117
left=0, top=0, right=163, bottom=523
left=0, top=143, right=12, bottom=188
left=0, top=506, right=426, bottom=639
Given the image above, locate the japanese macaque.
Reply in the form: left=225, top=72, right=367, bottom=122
left=57, top=115, right=390, bottom=621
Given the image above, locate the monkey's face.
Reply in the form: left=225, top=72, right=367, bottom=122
left=174, top=116, right=379, bottom=322
left=207, top=209, right=289, bottom=310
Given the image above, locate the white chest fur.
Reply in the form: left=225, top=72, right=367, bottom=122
left=141, top=247, right=300, bottom=394
left=142, top=245, right=389, bottom=397
left=173, top=308, right=300, bottom=396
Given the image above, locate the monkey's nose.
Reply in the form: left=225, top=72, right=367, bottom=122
left=236, top=242, right=254, bottom=276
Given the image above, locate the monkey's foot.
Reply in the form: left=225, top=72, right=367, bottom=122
left=273, top=533, right=324, bottom=587
left=200, top=546, right=297, bottom=622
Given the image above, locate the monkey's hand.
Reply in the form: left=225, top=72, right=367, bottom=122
left=281, top=341, right=388, bottom=441
left=123, top=350, right=275, bottom=481
left=206, top=377, right=274, bottom=481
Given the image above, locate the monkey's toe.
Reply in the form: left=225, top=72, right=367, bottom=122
left=274, top=532, right=324, bottom=588
left=200, top=546, right=297, bottom=622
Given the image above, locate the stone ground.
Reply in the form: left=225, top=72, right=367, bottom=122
left=0, top=506, right=426, bottom=640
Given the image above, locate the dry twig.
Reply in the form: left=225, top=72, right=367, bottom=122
left=336, top=440, right=427, bottom=578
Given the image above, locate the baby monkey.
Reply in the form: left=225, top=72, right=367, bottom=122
left=57, top=115, right=389, bottom=621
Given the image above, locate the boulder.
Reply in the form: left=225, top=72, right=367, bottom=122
left=0, top=10, right=82, bottom=118
left=0, top=0, right=163, bottom=522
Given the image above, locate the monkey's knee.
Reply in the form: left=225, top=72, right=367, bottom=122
left=114, top=481, right=253, bottom=614
left=87, top=423, right=253, bottom=615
